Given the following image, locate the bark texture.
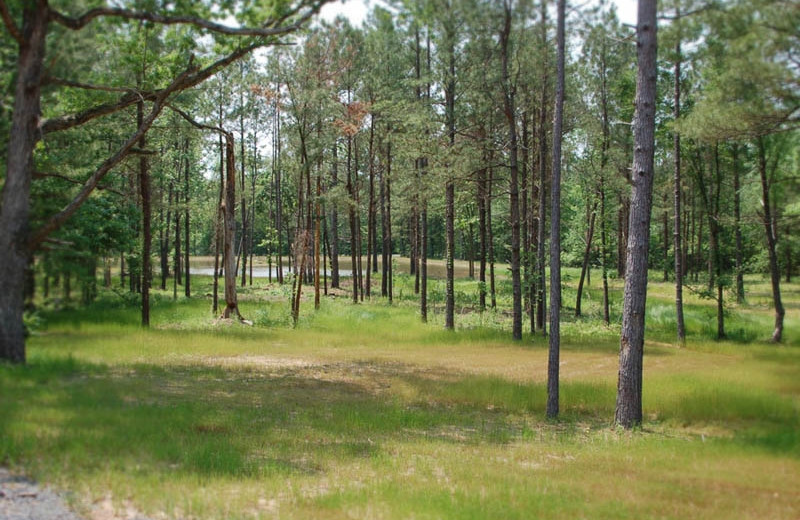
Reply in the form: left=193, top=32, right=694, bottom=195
left=615, top=0, right=658, bottom=428
left=547, top=0, right=566, bottom=419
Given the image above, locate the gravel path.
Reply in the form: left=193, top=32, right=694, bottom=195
left=0, top=468, right=82, bottom=520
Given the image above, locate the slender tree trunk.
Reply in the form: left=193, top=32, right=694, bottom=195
left=536, top=0, right=548, bottom=334
left=184, top=138, right=191, bottom=298
left=367, top=117, right=376, bottom=298
left=275, top=95, right=284, bottom=284
left=600, top=174, right=610, bottom=325
left=348, top=135, right=358, bottom=304
left=522, top=113, right=531, bottom=329
left=478, top=164, right=488, bottom=312
left=757, top=137, right=784, bottom=342
left=138, top=100, right=152, bottom=327
left=548, top=0, right=566, bottom=419
left=331, top=141, right=340, bottom=288
left=732, top=144, right=744, bottom=303
left=385, top=140, right=393, bottom=303
left=239, top=78, right=249, bottom=289
left=616, top=0, right=658, bottom=429
left=315, top=160, right=322, bottom=310
left=355, top=136, right=364, bottom=302
left=501, top=1, right=522, bottom=341
left=444, top=20, right=456, bottom=330
left=162, top=182, right=172, bottom=290
left=174, top=196, right=181, bottom=287
left=212, top=133, right=224, bottom=315
left=421, top=161, right=429, bottom=322
left=575, top=205, right=597, bottom=317
left=662, top=194, right=669, bottom=282
left=488, top=165, right=497, bottom=309
left=673, top=27, right=686, bottom=341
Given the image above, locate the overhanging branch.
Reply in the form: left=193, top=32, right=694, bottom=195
left=29, top=64, right=197, bottom=250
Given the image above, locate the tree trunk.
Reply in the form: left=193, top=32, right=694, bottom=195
left=673, top=27, right=686, bottom=341
left=222, top=134, right=240, bottom=319
left=348, top=135, right=358, bottom=304
left=0, top=3, right=47, bottom=362
left=162, top=182, right=172, bottom=290
left=138, top=100, right=152, bottom=327
left=477, top=164, right=488, bottom=312
left=501, top=2, right=522, bottom=341
left=184, top=138, right=191, bottom=298
left=488, top=165, right=497, bottom=309
left=444, top=20, right=456, bottom=330
left=174, top=197, right=181, bottom=287
left=275, top=94, right=284, bottom=284
left=314, top=162, right=321, bottom=310
left=575, top=205, right=597, bottom=317
left=536, top=1, right=548, bottom=333
left=367, top=118, right=376, bottom=298
left=385, top=140, right=393, bottom=303
left=548, top=0, right=566, bottom=419
left=732, top=144, right=744, bottom=303
left=757, top=137, right=784, bottom=342
left=616, top=0, right=658, bottom=429
left=330, top=141, right=339, bottom=288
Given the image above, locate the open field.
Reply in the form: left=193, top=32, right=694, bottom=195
left=1, top=265, right=798, bottom=519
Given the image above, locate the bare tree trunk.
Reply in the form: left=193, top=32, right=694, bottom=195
left=444, top=18, right=456, bottom=330
left=184, top=138, right=191, bottom=297
left=162, top=182, right=172, bottom=290
left=138, top=100, right=152, bottom=327
left=421, top=167, right=429, bottom=322
left=757, top=137, right=784, bottom=342
left=477, top=164, right=488, bottom=312
left=575, top=204, right=597, bottom=317
left=547, top=0, right=566, bottom=419
left=222, top=133, right=240, bottom=319
left=616, top=0, right=658, bottom=429
left=732, top=143, right=744, bottom=303
left=324, top=141, right=336, bottom=289
left=385, top=140, right=393, bottom=304
left=501, top=1, right=522, bottom=341
left=522, top=112, right=531, bottom=329
left=536, top=0, right=548, bottom=334
left=212, top=132, right=224, bottom=315
left=673, top=25, right=686, bottom=341
left=314, top=162, right=321, bottom=310
left=600, top=174, right=610, bottom=325
left=275, top=94, right=284, bottom=284
left=488, top=165, right=497, bottom=309
left=348, top=135, right=358, bottom=304
left=367, top=117, right=376, bottom=298
left=174, top=195, right=181, bottom=287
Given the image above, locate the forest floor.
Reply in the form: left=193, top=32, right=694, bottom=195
left=1, top=265, right=798, bottom=519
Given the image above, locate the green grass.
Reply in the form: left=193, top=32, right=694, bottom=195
left=1, top=267, right=799, bottom=518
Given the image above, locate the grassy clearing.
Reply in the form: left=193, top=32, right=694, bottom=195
left=1, top=267, right=799, bottom=519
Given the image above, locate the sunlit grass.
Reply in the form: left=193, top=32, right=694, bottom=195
left=2, top=267, right=799, bottom=518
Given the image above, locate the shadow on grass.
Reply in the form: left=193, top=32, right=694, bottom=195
left=2, top=347, right=797, bottom=489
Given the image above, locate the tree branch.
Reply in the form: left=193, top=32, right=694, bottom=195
left=43, top=76, right=138, bottom=94
left=48, top=1, right=327, bottom=36
left=41, top=43, right=259, bottom=135
left=33, top=171, right=124, bottom=196
left=0, top=0, right=23, bottom=45
left=29, top=64, right=197, bottom=250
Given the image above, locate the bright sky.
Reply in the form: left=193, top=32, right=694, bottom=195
left=319, top=0, right=639, bottom=27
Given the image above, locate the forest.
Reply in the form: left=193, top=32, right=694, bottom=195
left=0, top=0, right=798, bottom=518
